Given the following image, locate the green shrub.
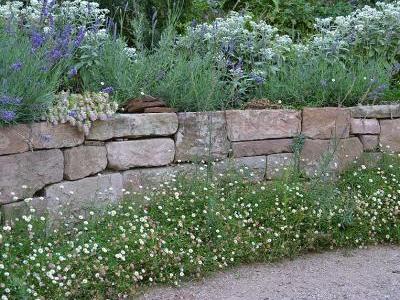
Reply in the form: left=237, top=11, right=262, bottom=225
left=154, top=53, right=233, bottom=111
left=256, top=54, right=392, bottom=108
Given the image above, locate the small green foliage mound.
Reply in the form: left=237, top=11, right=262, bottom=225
left=1, top=155, right=400, bottom=299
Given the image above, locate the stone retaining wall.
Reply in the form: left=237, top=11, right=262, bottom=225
left=1, top=105, right=400, bottom=222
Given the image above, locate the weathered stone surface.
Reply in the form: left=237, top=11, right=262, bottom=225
left=1, top=197, right=48, bottom=225
left=87, top=113, right=178, bottom=140
left=380, top=119, right=400, bottom=152
left=144, top=107, right=177, bottom=113
left=350, top=104, right=400, bottom=118
left=0, top=124, right=30, bottom=155
left=123, top=164, right=197, bottom=191
left=227, top=156, right=266, bottom=181
left=30, top=123, right=84, bottom=149
left=302, top=108, right=350, bottom=139
left=64, top=146, right=107, bottom=180
left=44, top=173, right=123, bottom=219
left=350, top=118, right=380, bottom=134
left=0, top=150, right=63, bottom=203
left=232, top=139, right=293, bottom=157
left=175, top=112, right=230, bottom=162
left=359, top=135, right=379, bottom=151
left=300, top=138, right=363, bottom=177
left=226, top=110, right=301, bottom=141
left=266, top=153, right=294, bottom=180
left=107, top=139, right=175, bottom=170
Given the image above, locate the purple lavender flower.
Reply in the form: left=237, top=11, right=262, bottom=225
left=68, top=110, right=78, bottom=118
left=250, top=73, right=265, bottom=85
left=48, top=48, right=63, bottom=61
left=0, top=96, right=22, bottom=105
left=10, top=61, right=23, bottom=72
left=101, top=86, right=114, bottom=94
left=68, top=67, right=78, bottom=79
left=0, top=110, right=16, bottom=122
left=40, top=0, right=49, bottom=20
left=74, top=27, right=86, bottom=48
left=31, top=31, right=45, bottom=51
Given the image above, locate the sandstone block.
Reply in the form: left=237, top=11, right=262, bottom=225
left=232, top=139, right=293, bottom=157
left=359, top=135, right=379, bottom=151
left=175, top=112, right=229, bottom=162
left=300, top=138, right=363, bottom=177
left=30, top=123, right=84, bottom=149
left=87, top=113, right=178, bottom=140
left=0, top=150, right=63, bottom=203
left=64, top=146, right=108, bottom=180
left=350, top=119, right=380, bottom=134
left=380, top=119, right=400, bottom=152
left=0, top=124, right=30, bottom=155
left=44, top=173, right=123, bottom=219
left=302, top=108, right=350, bottom=139
left=350, top=105, right=400, bottom=118
left=226, top=110, right=301, bottom=141
left=107, top=139, right=175, bottom=170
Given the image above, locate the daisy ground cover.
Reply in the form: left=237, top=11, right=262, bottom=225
left=1, top=154, right=400, bottom=299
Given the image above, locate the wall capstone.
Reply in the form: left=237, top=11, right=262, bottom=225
left=302, top=108, right=350, bottom=139
left=0, top=124, right=30, bottom=155
left=226, top=110, right=301, bottom=141
left=87, top=113, right=178, bottom=140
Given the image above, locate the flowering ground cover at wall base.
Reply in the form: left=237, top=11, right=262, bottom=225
left=1, top=154, right=400, bottom=299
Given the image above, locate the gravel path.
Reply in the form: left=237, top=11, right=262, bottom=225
left=139, top=246, right=400, bottom=300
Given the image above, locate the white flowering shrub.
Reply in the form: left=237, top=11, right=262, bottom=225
left=0, top=0, right=109, bottom=30
left=45, top=92, right=118, bottom=135
left=311, top=1, right=400, bottom=58
left=177, top=12, right=295, bottom=84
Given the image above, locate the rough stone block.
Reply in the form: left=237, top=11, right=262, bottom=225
left=123, top=164, right=197, bottom=192
left=175, top=112, right=230, bottom=162
left=380, top=119, right=400, bottom=152
left=0, top=150, right=63, bottom=204
left=350, top=105, right=400, bottom=118
left=44, top=173, right=123, bottom=219
left=266, top=153, right=294, bottom=180
left=0, top=124, right=30, bottom=155
left=87, top=113, right=178, bottom=140
left=302, top=108, right=350, bottom=139
left=359, top=135, right=379, bottom=151
left=1, top=197, right=48, bottom=225
left=107, top=138, right=175, bottom=170
left=232, top=139, right=293, bottom=157
left=300, top=138, right=363, bottom=177
left=226, top=110, right=301, bottom=141
left=30, top=123, right=84, bottom=149
left=64, top=146, right=107, bottom=180
left=350, top=118, right=380, bottom=134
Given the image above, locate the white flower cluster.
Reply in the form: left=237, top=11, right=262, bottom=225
left=45, top=91, right=118, bottom=136
left=0, top=0, right=109, bottom=29
left=178, top=11, right=294, bottom=70
left=311, top=1, right=400, bottom=57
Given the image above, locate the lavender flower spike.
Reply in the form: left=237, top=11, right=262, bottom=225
left=0, top=110, right=16, bottom=122
left=101, top=87, right=114, bottom=94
